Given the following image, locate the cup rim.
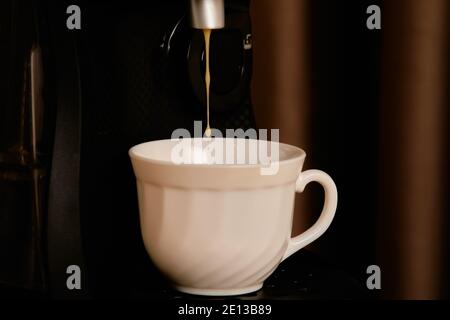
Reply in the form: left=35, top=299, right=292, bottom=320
left=128, top=137, right=306, bottom=169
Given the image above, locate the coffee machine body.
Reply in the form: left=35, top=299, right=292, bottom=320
left=0, top=0, right=255, bottom=298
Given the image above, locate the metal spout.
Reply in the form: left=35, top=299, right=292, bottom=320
left=189, top=0, right=225, bottom=29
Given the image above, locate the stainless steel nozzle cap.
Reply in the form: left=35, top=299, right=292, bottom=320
left=190, top=0, right=225, bottom=29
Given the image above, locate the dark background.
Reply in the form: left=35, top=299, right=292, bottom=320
left=309, top=0, right=380, bottom=292
left=251, top=0, right=449, bottom=299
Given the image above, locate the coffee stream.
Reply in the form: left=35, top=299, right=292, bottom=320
left=203, top=29, right=212, bottom=137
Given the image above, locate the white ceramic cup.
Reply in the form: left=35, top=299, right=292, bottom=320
left=129, top=138, right=337, bottom=296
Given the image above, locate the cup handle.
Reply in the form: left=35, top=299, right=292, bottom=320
left=282, top=169, right=338, bottom=261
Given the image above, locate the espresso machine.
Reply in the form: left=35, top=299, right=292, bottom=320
left=0, top=0, right=255, bottom=298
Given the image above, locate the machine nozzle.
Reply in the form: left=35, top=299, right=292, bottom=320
left=189, top=0, right=225, bottom=29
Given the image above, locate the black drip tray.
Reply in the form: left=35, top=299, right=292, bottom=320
left=129, top=250, right=369, bottom=300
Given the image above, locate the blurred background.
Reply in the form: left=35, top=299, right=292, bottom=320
left=0, top=0, right=448, bottom=300
left=251, top=0, right=449, bottom=299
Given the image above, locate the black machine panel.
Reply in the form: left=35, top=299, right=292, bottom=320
left=48, top=0, right=255, bottom=297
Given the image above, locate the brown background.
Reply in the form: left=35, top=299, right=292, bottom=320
left=250, top=0, right=449, bottom=299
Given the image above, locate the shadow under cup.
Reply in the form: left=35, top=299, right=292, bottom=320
left=129, top=138, right=337, bottom=296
